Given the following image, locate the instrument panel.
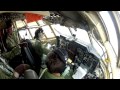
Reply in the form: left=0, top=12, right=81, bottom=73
left=59, top=35, right=99, bottom=74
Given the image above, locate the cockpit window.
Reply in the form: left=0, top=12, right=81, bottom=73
left=75, top=28, right=91, bottom=45
left=16, top=20, right=32, bottom=39
left=99, top=11, right=118, bottom=57
left=18, top=29, right=32, bottom=39
left=16, top=20, right=25, bottom=29
left=37, top=20, right=46, bottom=26
left=51, top=24, right=61, bottom=36
left=27, top=21, right=38, bottom=27
left=27, top=21, right=39, bottom=38
left=90, top=36, right=107, bottom=60
left=51, top=24, right=91, bottom=45
left=51, top=24, right=72, bottom=37
left=69, top=27, right=76, bottom=35
left=41, top=25, right=55, bottom=38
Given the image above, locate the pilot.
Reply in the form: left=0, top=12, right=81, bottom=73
left=31, top=28, right=44, bottom=59
left=33, top=28, right=49, bottom=55
left=39, top=48, right=68, bottom=79
left=30, top=28, right=49, bottom=65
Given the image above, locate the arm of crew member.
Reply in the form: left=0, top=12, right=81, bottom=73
left=0, top=70, right=17, bottom=79
left=1, top=45, right=21, bottom=60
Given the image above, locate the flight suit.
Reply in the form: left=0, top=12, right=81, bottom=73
left=41, top=69, right=64, bottom=79
left=30, top=39, right=50, bottom=65
left=0, top=57, right=30, bottom=79
left=0, top=70, right=14, bottom=79
left=1, top=31, right=21, bottom=60
left=31, top=39, right=44, bottom=59
left=0, top=59, right=15, bottom=79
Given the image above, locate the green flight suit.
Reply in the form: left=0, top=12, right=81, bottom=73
left=31, top=39, right=44, bottom=59
left=0, top=30, right=21, bottom=79
left=0, top=69, right=14, bottom=79
left=31, top=39, right=49, bottom=56
left=0, top=57, right=15, bottom=79
left=30, top=39, right=50, bottom=64
left=41, top=69, right=64, bottom=79
left=1, top=31, right=21, bottom=60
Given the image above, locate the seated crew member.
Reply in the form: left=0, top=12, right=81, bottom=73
left=39, top=48, right=68, bottom=79
left=31, top=28, right=49, bottom=56
left=29, top=28, right=49, bottom=67
left=1, top=19, right=21, bottom=59
left=1, top=19, right=24, bottom=68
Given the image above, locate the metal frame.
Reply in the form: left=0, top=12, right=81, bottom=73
left=98, top=12, right=118, bottom=59
left=36, top=21, right=48, bottom=39
left=23, top=20, right=34, bottom=39
left=68, top=27, right=73, bottom=36
left=42, top=20, right=56, bottom=39
left=108, top=11, right=120, bottom=67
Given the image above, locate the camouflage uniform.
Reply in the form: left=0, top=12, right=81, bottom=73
left=0, top=70, right=14, bottom=79
left=1, top=31, right=21, bottom=60
left=0, top=57, right=15, bottom=79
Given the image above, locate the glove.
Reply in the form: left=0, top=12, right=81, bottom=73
left=14, top=64, right=30, bottom=76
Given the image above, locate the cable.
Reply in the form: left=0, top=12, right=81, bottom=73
left=90, top=29, right=113, bottom=79
left=91, top=28, right=106, bottom=60
left=109, top=42, right=118, bottom=59
left=92, top=33, right=113, bottom=79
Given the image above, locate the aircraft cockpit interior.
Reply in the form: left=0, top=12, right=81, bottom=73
left=0, top=11, right=120, bottom=79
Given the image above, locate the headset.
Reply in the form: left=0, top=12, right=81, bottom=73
left=53, top=48, right=68, bottom=65
left=42, top=48, right=68, bottom=75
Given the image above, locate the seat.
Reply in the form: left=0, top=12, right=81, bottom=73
left=24, top=69, right=38, bottom=79
left=21, top=39, right=42, bottom=75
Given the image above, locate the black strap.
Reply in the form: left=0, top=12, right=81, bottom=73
left=23, top=47, right=35, bottom=67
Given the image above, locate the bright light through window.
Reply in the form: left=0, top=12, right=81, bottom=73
left=76, top=28, right=91, bottom=45
left=99, top=11, right=118, bottom=56
left=19, top=30, right=32, bottom=39
left=26, top=21, right=39, bottom=38
left=51, top=24, right=61, bottom=36
left=70, top=27, right=76, bottom=35
left=16, top=20, right=25, bottom=28
left=42, top=25, right=55, bottom=38
left=91, top=37, right=107, bottom=60
left=37, top=20, right=46, bottom=26
left=51, top=24, right=91, bottom=45
left=27, top=22, right=38, bottom=27
left=29, top=28, right=38, bottom=38
left=51, top=24, right=71, bottom=37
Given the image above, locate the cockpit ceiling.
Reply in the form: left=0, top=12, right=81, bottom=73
left=0, top=13, right=25, bottom=21
left=0, top=11, right=50, bottom=16
left=0, top=11, right=50, bottom=22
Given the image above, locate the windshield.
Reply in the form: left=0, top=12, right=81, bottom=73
left=99, top=11, right=118, bottom=57
left=17, top=19, right=107, bottom=60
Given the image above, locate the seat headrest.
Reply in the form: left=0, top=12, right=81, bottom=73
left=24, top=69, right=38, bottom=79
